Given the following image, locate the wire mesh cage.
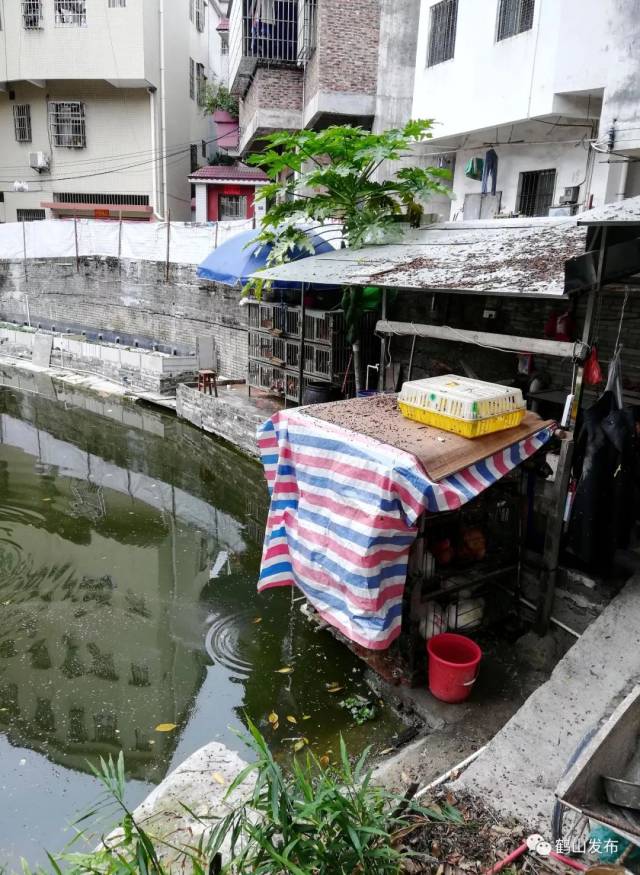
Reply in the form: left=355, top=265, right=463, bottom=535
left=247, top=303, right=379, bottom=400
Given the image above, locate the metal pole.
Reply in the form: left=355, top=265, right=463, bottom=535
left=74, top=216, right=80, bottom=273
left=214, top=221, right=219, bottom=249
left=378, top=288, right=388, bottom=391
left=408, top=334, right=417, bottom=381
left=22, top=220, right=28, bottom=281
left=568, top=227, right=607, bottom=429
left=298, top=283, right=306, bottom=406
left=535, top=228, right=608, bottom=633
left=165, top=209, right=171, bottom=283
left=535, top=432, right=574, bottom=635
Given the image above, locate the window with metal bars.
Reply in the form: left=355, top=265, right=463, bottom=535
left=242, top=0, right=298, bottom=63
left=22, top=1, right=43, bottom=29
left=48, top=101, right=87, bottom=148
left=189, top=58, right=195, bottom=99
left=496, top=0, right=534, bottom=40
left=17, top=209, right=46, bottom=222
left=53, top=192, right=149, bottom=205
left=108, top=0, right=126, bottom=6
left=13, top=106, right=32, bottom=143
left=195, top=0, right=205, bottom=31
left=298, top=0, right=317, bottom=61
left=220, top=32, right=229, bottom=54
left=196, top=63, right=207, bottom=107
left=517, top=169, right=556, bottom=216
left=219, top=195, right=247, bottom=220
left=190, top=144, right=199, bottom=173
left=55, top=0, right=87, bottom=27
left=427, top=0, right=458, bottom=66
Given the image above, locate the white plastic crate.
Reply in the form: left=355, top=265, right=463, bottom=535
left=398, top=375, right=526, bottom=438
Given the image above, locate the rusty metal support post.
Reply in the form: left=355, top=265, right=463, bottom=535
left=535, top=432, right=574, bottom=635
left=536, top=227, right=608, bottom=633
left=378, top=288, right=388, bottom=392
left=298, top=283, right=306, bottom=406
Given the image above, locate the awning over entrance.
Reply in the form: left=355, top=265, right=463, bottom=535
left=41, top=202, right=153, bottom=220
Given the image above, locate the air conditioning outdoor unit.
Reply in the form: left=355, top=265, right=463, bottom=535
left=559, top=185, right=580, bottom=205
left=29, top=152, right=51, bottom=173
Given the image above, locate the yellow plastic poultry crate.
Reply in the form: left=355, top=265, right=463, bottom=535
left=398, top=375, right=526, bottom=439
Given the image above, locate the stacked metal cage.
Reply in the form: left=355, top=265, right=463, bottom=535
left=247, top=302, right=378, bottom=402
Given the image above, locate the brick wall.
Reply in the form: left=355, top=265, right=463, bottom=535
left=240, top=67, right=303, bottom=138
left=0, top=257, right=249, bottom=380
left=176, top=383, right=265, bottom=457
left=313, top=0, right=380, bottom=96
left=392, top=287, right=640, bottom=400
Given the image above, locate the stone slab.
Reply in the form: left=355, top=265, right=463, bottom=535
left=454, top=575, right=640, bottom=832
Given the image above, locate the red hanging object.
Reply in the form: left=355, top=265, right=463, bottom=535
left=584, top=346, right=604, bottom=385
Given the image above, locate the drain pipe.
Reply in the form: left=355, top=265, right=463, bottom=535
left=159, top=0, right=169, bottom=221
left=148, top=87, right=161, bottom=220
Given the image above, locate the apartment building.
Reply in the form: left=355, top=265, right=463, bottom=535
left=228, top=0, right=382, bottom=155
left=412, top=0, right=640, bottom=220
left=0, top=0, right=215, bottom=223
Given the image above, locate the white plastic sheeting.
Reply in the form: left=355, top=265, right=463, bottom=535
left=0, top=218, right=255, bottom=265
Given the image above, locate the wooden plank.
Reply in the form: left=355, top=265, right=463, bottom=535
left=376, top=320, right=579, bottom=359
left=303, top=394, right=554, bottom=482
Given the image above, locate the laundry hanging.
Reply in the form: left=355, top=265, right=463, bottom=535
left=481, top=148, right=499, bottom=196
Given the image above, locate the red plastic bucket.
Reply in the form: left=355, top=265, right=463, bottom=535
left=427, top=633, right=482, bottom=703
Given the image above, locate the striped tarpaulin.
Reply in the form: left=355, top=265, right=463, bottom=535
left=258, top=410, right=553, bottom=650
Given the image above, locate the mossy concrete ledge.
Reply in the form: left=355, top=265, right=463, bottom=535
left=106, top=742, right=253, bottom=869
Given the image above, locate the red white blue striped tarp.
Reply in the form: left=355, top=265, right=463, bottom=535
left=258, top=410, right=553, bottom=651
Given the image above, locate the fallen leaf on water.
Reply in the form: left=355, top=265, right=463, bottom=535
left=302, top=715, right=311, bottom=721
left=268, top=712, right=279, bottom=725
left=276, top=667, right=293, bottom=674
left=293, top=739, right=306, bottom=752
left=319, top=755, right=330, bottom=768
left=253, top=617, right=262, bottom=624
left=327, top=685, right=343, bottom=694
left=212, top=772, right=226, bottom=786
left=379, top=747, right=395, bottom=756
left=286, top=715, right=297, bottom=724
left=154, top=723, right=178, bottom=732
left=41, top=498, right=53, bottom=502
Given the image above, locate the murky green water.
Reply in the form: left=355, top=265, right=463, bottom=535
left=0, top=370, right=403, bottom=869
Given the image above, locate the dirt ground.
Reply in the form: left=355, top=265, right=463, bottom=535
left=399, top=788, right=529, bottom=874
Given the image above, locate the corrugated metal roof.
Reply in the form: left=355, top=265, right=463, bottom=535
left=254, top=217, right=589, bottom=298
left=577, top=194, right=640, bottom=226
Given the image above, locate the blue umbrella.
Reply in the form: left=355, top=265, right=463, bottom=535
left=196, top=228, right=337, bottom=288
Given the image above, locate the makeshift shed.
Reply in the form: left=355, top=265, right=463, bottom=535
left=253, top=199, right=640, bottom=685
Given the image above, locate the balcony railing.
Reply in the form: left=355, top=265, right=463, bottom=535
left=241, top=0, right=298, bottom=64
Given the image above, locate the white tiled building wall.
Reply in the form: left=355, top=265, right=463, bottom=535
left=0, top=0, right=217, bottom=222
left=411, top=0, right=640, bottom=219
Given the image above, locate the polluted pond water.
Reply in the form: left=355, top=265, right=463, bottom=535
left=0, top=373, right=406, bottom=869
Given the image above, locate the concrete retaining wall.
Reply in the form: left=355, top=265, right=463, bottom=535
left=0, top=257, right=248, bottom=379
left=176, top=383, right=264, bottom=458
left=1, top=326, right=199, bottom=394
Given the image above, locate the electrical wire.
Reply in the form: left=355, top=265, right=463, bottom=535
left=0, top=128, right=240, bottom=185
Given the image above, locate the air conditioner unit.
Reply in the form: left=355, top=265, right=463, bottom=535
left=29, top=152, right=51, bottom=173
left=559, top=185, right=580, bottom=205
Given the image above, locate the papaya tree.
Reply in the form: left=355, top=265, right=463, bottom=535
left=246, top=120, right=451, bottom=391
